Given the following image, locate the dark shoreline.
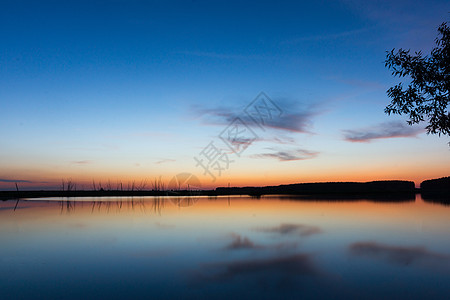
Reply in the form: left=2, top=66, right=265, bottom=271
left=0, top=189, right=419, bottom=200
left=1, top=178, right=448, bottom=202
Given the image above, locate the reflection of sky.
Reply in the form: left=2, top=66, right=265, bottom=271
left=1, top=1, right=450, bottom=190
left=1, top=195, right=450, bottom=299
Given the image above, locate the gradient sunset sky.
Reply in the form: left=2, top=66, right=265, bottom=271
left=1, top=0, right=449, bottom=190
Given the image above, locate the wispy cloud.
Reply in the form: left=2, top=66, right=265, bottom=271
left=70, top=160, right=92, bottom=165
left=176, top=51, right=264, bottom=60
left=342, top=0, right=447, bottom=51
left=243, top=135, right=297, bottom=146
left=192, top=98, right=320, bottom=134
left=349, top=241, right=449, bottom=266
left=65, top=144, right=119, bottom=152
left=283, top=26, right=375, bottom=44
left=255, top=223, right=322, bottom=237
left=155, top=158, right=176, bottom=165
left=271, top=136, right=296, bottom=144
left=252, top=148, right=319, bottom=161
left=343, top=121, right=423, bottom=142
left=0, top=178, right=33, bottom=183
left=262, top=111, right=317, bottom=133
left=326, top=75, right=384, bottom=90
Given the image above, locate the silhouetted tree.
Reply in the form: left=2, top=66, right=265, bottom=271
left=385, top=22, right=449, bottom=138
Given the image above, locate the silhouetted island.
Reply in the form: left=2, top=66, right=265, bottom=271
left=420, top=176, right=450, bottom=204
left=215, top=180, right=416, bottom=199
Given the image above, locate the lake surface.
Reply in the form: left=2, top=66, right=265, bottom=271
left=1, top=195, right=449, bottom=299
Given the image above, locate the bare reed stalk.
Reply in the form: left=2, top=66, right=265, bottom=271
left=14, top=182, right=20, bottom=211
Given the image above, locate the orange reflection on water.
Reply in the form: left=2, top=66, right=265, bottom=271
left=2, top=194, right=449, bottom=239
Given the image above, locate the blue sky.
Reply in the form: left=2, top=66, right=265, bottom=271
left=1, top=0, right=449, bottom=190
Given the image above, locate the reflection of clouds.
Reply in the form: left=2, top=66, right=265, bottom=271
left=349, top=242, right=449, bottom=266
left=255, top=223, right=322, bottom=237
left=221, top=233, right=300, bottom=252
left=68, top=222, right=87, bottom=229
left=133, top=248, right=174, bottom=258
left=199, top=254, right=319, bottom=285
left=225, top=233, right=262, bottom=250
left=271, top=241, right=300, bottom=251
left=195, top=230, right=329, bottom=295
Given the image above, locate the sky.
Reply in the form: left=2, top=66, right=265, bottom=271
left=1, top=0, right=449, bottom=190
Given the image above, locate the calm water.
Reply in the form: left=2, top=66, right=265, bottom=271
left=1, top=195, right=449, bottom=299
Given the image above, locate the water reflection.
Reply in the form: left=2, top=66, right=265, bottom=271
left=224, top=233, right=262, bottom=250
left=54, top=197, right=166, bottom=214
left=276, top=193, right=416, bottom=202
left=255, top=223, right=322, bottom=237
left=1, top=195, right=450, bottom=299
left=349, top=241, right=450, bottom=266
left=196, top=253, right=320, bottom=286
left=422, top=196, right=450, bottom=206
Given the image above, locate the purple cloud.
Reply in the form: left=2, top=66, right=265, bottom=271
left=343, top=121, right=423, bottom=142
left=192, top=98, right=320, bottom=134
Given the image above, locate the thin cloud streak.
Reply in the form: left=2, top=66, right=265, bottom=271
left=155, top=158, right=176, bottom=165
left=0, top=178, right=33, bottom=183
left=326, top=75, right=384, bottom=90
left=343, top=121, right=423, bottom=142
left=252, top=149, right=319, bottom=161
left=283, top=26, right=375, bottom=44
left=176, top=51, right=265, bottom=60
left=71, top=160, right=92, bottom=165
